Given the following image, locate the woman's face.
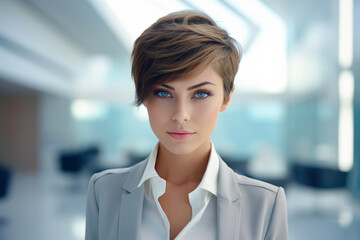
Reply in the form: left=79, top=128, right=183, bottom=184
left=144, top=65, right=233, bottom=156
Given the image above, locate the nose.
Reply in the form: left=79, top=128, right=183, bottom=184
left=171, top=98, right=190, bottom=123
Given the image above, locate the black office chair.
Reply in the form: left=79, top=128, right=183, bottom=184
left=59, top=146, right=100, bottom=174
left=291, top=163, right=348, bottom=188
left=0, top=163, right=11, bottom=199
left=0, top=163, right=11, bottom=226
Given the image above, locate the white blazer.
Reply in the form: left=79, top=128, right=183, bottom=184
left=85, top=155, right=288, bottom=240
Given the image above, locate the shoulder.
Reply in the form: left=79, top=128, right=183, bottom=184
left=89, top=159, right=148, bottom=188
left=91, top=167, right=131, bottom=183
left=232, top=173, right=288, bottom=239
left=229, top=169, right=287, bottom=219
left=227, top=165, right=284, bottom=203
left=218, top=161, right=288, bottom=238
left=233, top=172, right=286, bottom=211
left=235, top=174, right=279, bottom=194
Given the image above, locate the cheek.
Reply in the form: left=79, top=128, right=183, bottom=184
left=193, top=101, right=221, bottom=127
left=146, top=100, right=169, bottom=126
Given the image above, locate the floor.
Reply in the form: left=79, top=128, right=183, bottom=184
left=0, top=171, right=360, bottom=240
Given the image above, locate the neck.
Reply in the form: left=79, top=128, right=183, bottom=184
left=155, top=141, right=211, bottom=185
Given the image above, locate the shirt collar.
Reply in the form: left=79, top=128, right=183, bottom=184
left=137, top=142, right=220, bottom=196
left=138, top=142, right=160, bottom=188
left=198, top=142, right=219, bottom=196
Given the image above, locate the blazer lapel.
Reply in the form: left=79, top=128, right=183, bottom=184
left=217, top=158, right=241, bottom=240
left=118, top=160, right=147, bottom=240
left=118, top=187, right=144, bottom=240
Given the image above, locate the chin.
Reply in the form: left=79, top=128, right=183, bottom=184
left=162, top=141, right=199, bottom=156
left=158, top=135, right=210, bottom=156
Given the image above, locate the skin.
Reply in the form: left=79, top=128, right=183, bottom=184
left=143, top=65, right=234, bottom=239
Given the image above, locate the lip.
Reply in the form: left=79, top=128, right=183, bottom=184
left=167, top=130, right=195, bottom=140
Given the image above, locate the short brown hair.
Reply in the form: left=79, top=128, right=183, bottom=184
left=131, top=10, right=242, bottom=106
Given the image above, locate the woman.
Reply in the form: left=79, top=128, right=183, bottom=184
left=85, top=10, right=288, bottom=240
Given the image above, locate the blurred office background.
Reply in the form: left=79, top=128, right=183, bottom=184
left=0, top=0, right=359, bottom=239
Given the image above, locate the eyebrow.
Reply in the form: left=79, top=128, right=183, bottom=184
left=160, top=81, right=216, bottom=91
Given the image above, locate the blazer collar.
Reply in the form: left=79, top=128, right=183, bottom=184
left=217, top=158, right=241, bottom=202
left=217, top=156, right=241, bottom=240
left=123, top=158, right=149, bottom=193
left=118, top=159, right=148, bottom=240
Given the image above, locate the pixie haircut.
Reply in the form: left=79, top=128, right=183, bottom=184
left=131, top=10, right=242, bottom=106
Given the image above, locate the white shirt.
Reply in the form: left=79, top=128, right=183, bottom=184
left=138, top=142, right=220, bottom=240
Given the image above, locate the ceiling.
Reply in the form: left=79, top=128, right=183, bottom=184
left=26, top=0, right=127, bottom=56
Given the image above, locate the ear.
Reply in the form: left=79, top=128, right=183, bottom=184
left=220, top=85, right=235, bottom=112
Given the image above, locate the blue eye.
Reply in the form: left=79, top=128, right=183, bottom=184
left=194, top=91, right=209, bottom=99
left=155, top=90, right=171, bottom=98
